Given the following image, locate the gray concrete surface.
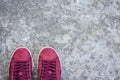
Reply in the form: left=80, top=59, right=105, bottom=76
left=0, top=0, right=120, bottom=80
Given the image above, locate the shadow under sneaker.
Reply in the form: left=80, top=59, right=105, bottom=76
left=38, top=47, right=61, bottom=80
left=9, top=48, right=32, bottom=80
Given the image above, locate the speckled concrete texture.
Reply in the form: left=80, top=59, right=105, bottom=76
left=0, top=0, right=120, bottom=80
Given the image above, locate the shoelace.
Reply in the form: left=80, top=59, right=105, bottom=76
left=40, top=60, right=56, bottom=80
left=14, top=61, right=30, bottom=80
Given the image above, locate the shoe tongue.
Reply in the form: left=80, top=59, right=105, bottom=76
left=18, top=71, right=23, bottom=76
left=48, top=71, right=52, bottom=75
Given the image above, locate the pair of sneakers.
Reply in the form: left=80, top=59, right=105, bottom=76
left=9, top=47, right=61, bottom=80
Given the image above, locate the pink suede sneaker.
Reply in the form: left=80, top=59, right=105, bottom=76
left=9, top=48, right=32, bottom=80
left=38, top=47, right=61, bottom=80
